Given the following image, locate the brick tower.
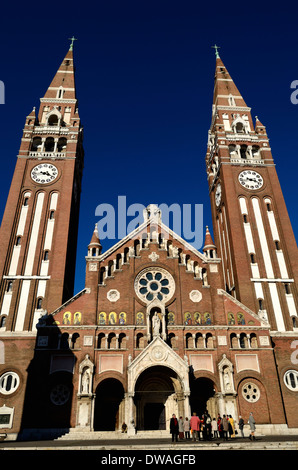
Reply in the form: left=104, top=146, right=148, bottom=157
left=206, top=48, right=298, bottom=333
left=0, top=42, right=84, bottom=333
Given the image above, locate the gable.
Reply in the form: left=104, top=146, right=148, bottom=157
left=218, top=289, right=269, bottom=327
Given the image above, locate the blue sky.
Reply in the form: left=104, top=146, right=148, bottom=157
left=0, top=1, right=297, bottom=293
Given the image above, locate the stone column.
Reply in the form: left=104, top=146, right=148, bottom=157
left=126, top=394, right=136, bottom=435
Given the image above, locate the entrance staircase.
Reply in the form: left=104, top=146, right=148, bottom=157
left=56, top=429, right=169, bottom=441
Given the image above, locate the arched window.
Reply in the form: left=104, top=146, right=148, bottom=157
left=36, top=298, right=43, bottom=310
left=252, top=145, right=260, bottom=158
left=228, top=144, right=237, bottom=157
left=250, top=333, right=258, bottom=348
left=240, top=144, right=247, bottom=159
left=31, top=136, right=42, bottom=152
left=57, top=137, right=67, bottom=152
left=236, top=122, right=245, bottom=134
left=107, top=260, right=113, bottom=277
left=48, top=114, right=59, bottom=126
left=230, top=333, right=238, bottom=348
left=239, top=333, right=248, bottom=349
left=123, top=247, right=129, bottom=263
left=195, top=333, right=205, bottom=348
left=168, top=333, right=176, bottom=349
left=108, top=333, right=117, bottom=349
left=6, top=281, right=13, bottom=292
left=43, top=251, right=49, bottom=261
left=136, top=333, right=145, bottom=349
left=97, top=333, right=105, bottom=349
left=71, top=333, right=80, bottom=349
left=99, top=267, right=105, bottom=284
left=16, top=236, right=21, bottom=246
left=115, top=253, right=122, bottom=269
left=119, top=333, right=127, bottom=349
left=185, top=333, right=193, bottom=349
left=206, top=333, right=214, bottom=348
left=44, top=137, right=55, bottom=152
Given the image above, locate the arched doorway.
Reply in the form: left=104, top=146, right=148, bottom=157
left=134, top=366, right=184, bottom=430
left=190, top=377, right=217, bottom=418
left=94, top=378, right=125, bottom=431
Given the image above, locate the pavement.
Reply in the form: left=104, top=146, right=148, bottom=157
left=0, top=434, right=298, bottom=451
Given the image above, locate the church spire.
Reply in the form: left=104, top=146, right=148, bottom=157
left=212, top=53, right=248, bottom=109
left=41, top=47, right=76, bottom=102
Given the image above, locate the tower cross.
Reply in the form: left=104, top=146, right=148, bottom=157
left=211, top=44, right=220, bottom=58
left=68, top=36, right=77, bottom=51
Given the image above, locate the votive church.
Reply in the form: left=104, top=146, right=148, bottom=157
left=0, top=43, right=297, bottom=440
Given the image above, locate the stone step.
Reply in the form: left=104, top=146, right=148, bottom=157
left=57, top=429, right=169, bottom=440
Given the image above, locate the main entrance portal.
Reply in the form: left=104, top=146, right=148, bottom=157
left=134, top=366, right=183, bottom=431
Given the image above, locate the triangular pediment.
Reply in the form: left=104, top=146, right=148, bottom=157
left=99, top=210, right=208, bottom=264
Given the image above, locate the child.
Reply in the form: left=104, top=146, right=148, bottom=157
left=211, top=417, right=218, bottom=438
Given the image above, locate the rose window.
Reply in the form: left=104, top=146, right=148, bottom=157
left=135, top=267, right=175, bottom=303
left=242, top=382, right=260, bottom=403
left=50, top=384, right=70, bottom=405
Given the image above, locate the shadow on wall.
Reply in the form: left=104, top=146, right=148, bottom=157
left=18, top=314, right=76, bottom=441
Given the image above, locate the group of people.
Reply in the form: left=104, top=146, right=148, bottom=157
left=170, top=411, right=256, bottom=442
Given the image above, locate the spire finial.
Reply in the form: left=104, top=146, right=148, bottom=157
left=68, top=36, right=77, bottom=51
left=211, top=44, right=220, bottom=59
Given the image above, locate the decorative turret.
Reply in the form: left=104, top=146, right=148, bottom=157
left=87, top=223, right=102, bottom=257
left=203, top=226, right=217, bottom=259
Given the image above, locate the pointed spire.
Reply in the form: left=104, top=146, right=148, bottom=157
left=203, top=226, right=216, bottom=251
left=89, top=224, right=101, bottom=247
left=212, top=52, right=248, bottom=108
left=42, top=47, right=76, bottom=101
left=203, top=226, right=217, bottom=259
left=255, top=116, right=267, bottom=136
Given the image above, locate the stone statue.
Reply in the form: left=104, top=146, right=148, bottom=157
left=152, top=312, right=161, bottom=337
left=81, top=368, right=90, bottom=394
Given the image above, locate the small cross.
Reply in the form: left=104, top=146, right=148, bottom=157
left=68, top=36, right=77, bottom=51
left=211, top=44, right=220, bottom=58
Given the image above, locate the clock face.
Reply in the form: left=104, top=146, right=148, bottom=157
left=31, top=164, right=58, bottom=184
left=238, top=170, right=263, bottom=190
left=215, top=183, right=222, bottom=207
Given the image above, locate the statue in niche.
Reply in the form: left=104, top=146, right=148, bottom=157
left=81, top=367, right=91, bottom=394
left=152, top=312, right=161, bottom=337
left=223, top=367, right=233, bottom=393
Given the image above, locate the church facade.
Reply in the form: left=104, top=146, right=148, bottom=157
left=0, top=45, right=297, bottom=439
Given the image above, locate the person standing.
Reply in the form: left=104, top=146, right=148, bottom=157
left=238, top=416, right=245, bottom=438
left=229, top=415, right=235, bottom=438
left=170, top=414, right=179, bottom=443
left=222, top=414, right=229, bottom=440
left=183, top=417, right=190, bottom=440
left=205, top=413, right=212, bottom=440
left=178, top=416, right=184, bottom=440
left=212, top=418, right=218, bottom=439
left=217, top=415, right=223, bottom=439
left=190, top=412, right=200, bottom=442
left=248, top=412, right=256, bottom=441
